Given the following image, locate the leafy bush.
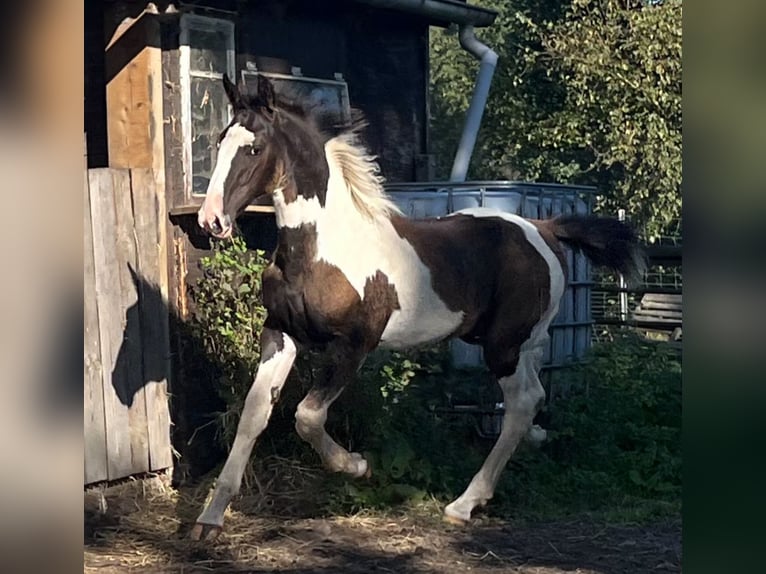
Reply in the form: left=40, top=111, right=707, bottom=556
left=322, top=346, right=494, bottom=510
left=188, top=237, right=270, bottom=448
left=551, top=333, right=682, bottom=497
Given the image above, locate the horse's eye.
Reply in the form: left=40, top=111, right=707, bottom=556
left=250, top=146, right=261, bottom=156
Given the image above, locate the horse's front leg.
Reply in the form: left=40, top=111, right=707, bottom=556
left=191, top=328, right=297, bottom=541
left=295, top=342, right=370, bottom=478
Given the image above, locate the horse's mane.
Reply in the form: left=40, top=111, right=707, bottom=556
left=248, top=83, right=402, bottom=222
left=324, top=125, right=402, bottom=222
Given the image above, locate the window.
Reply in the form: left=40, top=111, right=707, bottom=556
left=240, top=70, right=352, bottom=130
left=180, top=15, right=235, bottom=196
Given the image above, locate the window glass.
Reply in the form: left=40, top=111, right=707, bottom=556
left=182, top=16, right=234, bottom=195
left=190, top=76, right=229, bottom=194
left=189, top=27, right=229, bottom=74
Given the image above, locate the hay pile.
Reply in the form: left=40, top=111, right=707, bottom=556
left=84, top=464, right=681, bottom=574
left=83, top=462, right=448, bottom=573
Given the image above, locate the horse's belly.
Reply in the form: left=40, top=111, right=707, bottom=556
left=378, top=292, right=464, bottom=350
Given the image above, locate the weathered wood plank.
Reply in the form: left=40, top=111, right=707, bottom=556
left=131, top=168, right=173, bottom=472
left=641, top=294, right=682, bottom=308
left=89, top=169, right=134, bottom=480
left=642, top=293, right=682, bottom=301
left=596, top=285, right=682, bottom=296
left=633, top=309, right=683, bottom=320
left=84, top=164, right=108, bottom=484
left=598, top=318, right=683, bottom=330
left=638, top=300, right=683, bottom=312
left=113, top=169, right=151, bottom=476
left=106, top=15, right=154, bottom=168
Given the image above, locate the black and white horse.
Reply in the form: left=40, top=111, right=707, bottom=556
left=191, top=76, right=645, bottom=540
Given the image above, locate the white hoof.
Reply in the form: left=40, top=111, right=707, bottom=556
left=443, top=502, right=472, bottom=525
left=348, top=452, right=370, bottom=478
left=525, top=424, right=547, bottom=446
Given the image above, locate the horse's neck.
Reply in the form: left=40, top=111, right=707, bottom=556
left=272, top=156, right=393, bottom=276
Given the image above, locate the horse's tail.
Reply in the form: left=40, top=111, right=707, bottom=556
left=548, top=214, right=647, bottom=287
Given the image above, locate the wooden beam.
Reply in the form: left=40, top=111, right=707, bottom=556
left=84, top=161, right=108, bottom=485
left=169, top=204, right=277, bottom=216
left=105, top=13, right=164, bottom=172
left=88, top=169, right=135, bottom=480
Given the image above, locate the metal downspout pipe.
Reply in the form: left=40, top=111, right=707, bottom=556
left=449, top=24, right=498, bottom=182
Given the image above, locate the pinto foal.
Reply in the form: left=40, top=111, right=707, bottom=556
left=191, top=76, right=645, bottom=540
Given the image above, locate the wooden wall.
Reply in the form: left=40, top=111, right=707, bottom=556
left=235, top=0, right=430, bottom=183
left=84, top=166, right=173, bottom=484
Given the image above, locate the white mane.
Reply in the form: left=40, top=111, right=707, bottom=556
left=324, top=132, right=402, bottom=222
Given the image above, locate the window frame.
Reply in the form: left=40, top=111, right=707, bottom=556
left=179, top=14, right=236, bottom=200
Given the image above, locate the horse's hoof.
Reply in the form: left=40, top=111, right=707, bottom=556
left=525, top=424, right=547, bottom=446
left=348, top=452, right=370, bottom=478
left=442, top=513, right=469, bottom=527
left=190, top=522, right=222, bottom=541
left=443, top=501, right=472, bottom=526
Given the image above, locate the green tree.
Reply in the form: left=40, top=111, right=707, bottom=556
left=431, top=0, right=682, bottom=240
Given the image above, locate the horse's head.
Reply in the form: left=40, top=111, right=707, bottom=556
left=198, top=75, right=287, bottom=238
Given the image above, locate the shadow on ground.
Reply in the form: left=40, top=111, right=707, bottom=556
left=84, top=478, right=681, bottom=574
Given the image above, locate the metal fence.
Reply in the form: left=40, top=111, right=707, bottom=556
left=591, top=215, right=682, bottom=343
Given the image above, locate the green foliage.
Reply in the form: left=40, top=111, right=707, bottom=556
left=190, top=237, right=269, bottom=378
left=188, top=237, right=270, bottom=447
left=492, top=332, right=682, bottom=519
left=330, top=333, right=682, bottom=521
left=431, top=0, right=682, bottom=240
left=322, top=345, right=494, bottom=510
left=549, top=333, right=682, bottom=498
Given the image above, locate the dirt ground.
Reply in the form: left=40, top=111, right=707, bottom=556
left=84, top=476, right=681, bottom=574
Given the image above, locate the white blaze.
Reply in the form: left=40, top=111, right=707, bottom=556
left=205, top=123, right=256, bottom=200
left=198, top=123, right=256, bottom=230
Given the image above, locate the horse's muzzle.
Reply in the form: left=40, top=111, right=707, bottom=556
left=208, top=214, right=232, bottom=238
left=197, top=198, right=233, bottom=238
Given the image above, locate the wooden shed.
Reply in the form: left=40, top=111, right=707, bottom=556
left=84, top=0, right=497, bottom=484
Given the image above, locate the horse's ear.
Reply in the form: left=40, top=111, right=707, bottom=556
left=223, top=73, right=244, bottom=110
left=127, top=263, right=140, bottom=291
left=257, top=76, right=277, bottom=118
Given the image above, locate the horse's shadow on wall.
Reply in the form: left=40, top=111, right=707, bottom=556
left=111, top=266, right=231, bottom=481
left=112, top=221, right=282, bottom=482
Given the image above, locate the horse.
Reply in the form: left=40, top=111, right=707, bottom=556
left=190, top=75, right=645, bottom=541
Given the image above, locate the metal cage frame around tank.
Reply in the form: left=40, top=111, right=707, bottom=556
left=384, top=180, right=599, bottom=373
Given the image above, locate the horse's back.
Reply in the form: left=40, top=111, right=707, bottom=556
left=381, top=211, right=566, bottom=352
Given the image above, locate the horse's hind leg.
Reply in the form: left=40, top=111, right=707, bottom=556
left=295, top=342, right=370, bottom=478
left=191, top=328, right=297, bottom=541
left=444, top=342, right=546, bottom=524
